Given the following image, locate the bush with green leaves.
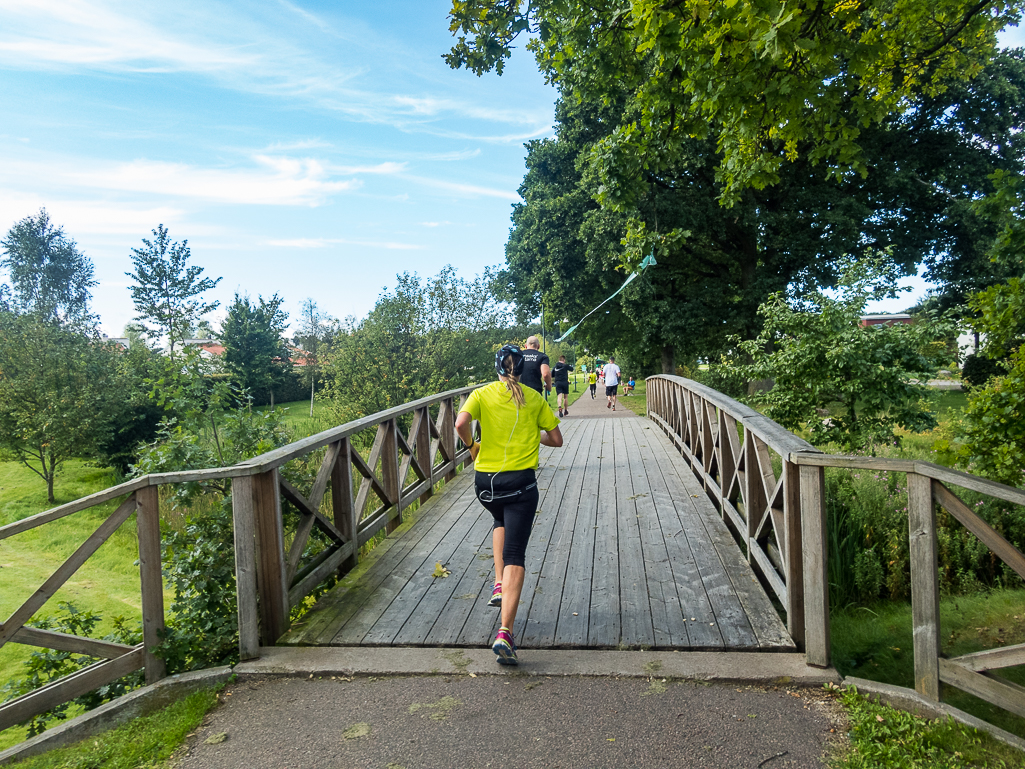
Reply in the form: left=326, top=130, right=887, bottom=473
left=738, top=254, right=951, bottom=451
left=132, top=378, right=294, bottom=672
left=1, top=603, right=142, bottom=737
left=822, top=443, right=1025, bottom=607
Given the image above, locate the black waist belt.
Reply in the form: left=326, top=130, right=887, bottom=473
left=477, top=482, right=537, bottom=503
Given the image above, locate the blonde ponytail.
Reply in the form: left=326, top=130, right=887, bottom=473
left=501, top=355, right=526, bottom=409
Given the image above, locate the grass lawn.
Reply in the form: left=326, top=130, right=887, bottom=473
left=832, top=589, right=1025, bottom=738
left=0, top=460, right=175, bottom=751
left=5, top=686, right=221, bottom=769
left=615, top=378, right=648, bottom=416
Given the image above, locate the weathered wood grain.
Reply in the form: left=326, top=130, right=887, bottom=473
left=939, top=658, right=1025, bottom=719
left=933, top=481, right=1025, bottom=581
left=909, top=472, right=941, bottom=701
left=135, top=485, right=165, bottom=684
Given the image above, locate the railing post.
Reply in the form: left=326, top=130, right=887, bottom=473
left=909, top=473, right=941, bottom=701
left=743, top=436, right=763, bottom=560
left=253, top=468, right=289, bottom=646
left=231, top=474, right=260, bottom=661
left=416, top=406, right=433, bottom=505
left=332, top=438, right=358, bottom=572
left=783, top=461, right=805, bottom=650
left=382, top=419, right=401, bottom=533
left=135, top=486, right=166, bottom=684
left=800, top=464, right=830, bottom=667
left=442, top=397, right=456, bottom=482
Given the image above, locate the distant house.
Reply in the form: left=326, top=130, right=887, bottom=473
left=183, top=339, right=225, bottom=358
left=859, top=313, right=913, bottom=328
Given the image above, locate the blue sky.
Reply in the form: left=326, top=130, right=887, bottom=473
left=0, top=0, right=557, bottom=336
left=1, top=4, right=1022, bottom=334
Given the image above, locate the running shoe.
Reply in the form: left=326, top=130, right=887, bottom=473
left=607, top=401, right=611, bottom=409
left=612, top=405, right=616, bottom=411
left=558, top=408, right=563, bottom=418
left=488, top=582, right=502, bottom=608
left=493, top=627, right=518, bottom=665
left=564, top=408, right=569, bottom=416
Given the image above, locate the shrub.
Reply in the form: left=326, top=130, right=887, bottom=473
left=1, top=603, right=142, bottom=737
left=961, top=353, right=1005, bottom=391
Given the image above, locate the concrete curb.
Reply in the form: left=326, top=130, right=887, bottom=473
left=235, top=646, right=842, bottom=685
left=0, top=666, right=234, bottom=766
left=844, top=676, right=1025, bottom=754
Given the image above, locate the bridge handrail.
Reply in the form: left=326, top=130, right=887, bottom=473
left=0, top=384, right=479, bottom=734
left=647, top=374, right=1025, bottom=727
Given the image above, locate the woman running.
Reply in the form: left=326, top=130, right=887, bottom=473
left=455, top=344, right=563, bottom=665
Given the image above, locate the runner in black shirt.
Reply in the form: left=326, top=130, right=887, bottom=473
left=552, top=355, right=572, bottom=417
left=519, top=336, right=551, bottom=396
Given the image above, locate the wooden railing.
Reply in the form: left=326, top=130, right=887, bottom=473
left=645, top=375, right=827, bottom=659
left=647, top=374, right=1025, bottom=724
left=0, top=385, right=476, bottom=733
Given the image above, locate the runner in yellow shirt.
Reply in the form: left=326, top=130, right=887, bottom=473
left=455, top=344, right=563, bottom=665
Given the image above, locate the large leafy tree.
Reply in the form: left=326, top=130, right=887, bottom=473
left=507, top=53, right=1025, bottom=370
left=1, top=209, right=96, bottom=325
left=220, top=293, right=290, bottom=405
left=126, top=225, right=221, bottom=360
left=447, top=0, right=1019, bottom=212
left=0, top=314, right=124, bottom=502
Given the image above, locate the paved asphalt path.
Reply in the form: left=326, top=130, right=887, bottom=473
left=176, top=674, right=844, bottom=769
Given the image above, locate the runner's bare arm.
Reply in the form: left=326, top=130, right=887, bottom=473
left=540, top=426, right=563, bottom=448
left=454, top=411, right=479, bottom=460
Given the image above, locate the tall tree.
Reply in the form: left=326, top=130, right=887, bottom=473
left=220, top=293, right=289, bottom=405
left=0, top=314, right=123, bottom=501
left=1, top=209, right=96, bottom=325
left=292, top=298, right=335, bottom=417
left=506, top=57, right=1025, bottom=371
left=447, top=0, right=1018, bottom=211
left=126, top=225, right=221, bottom=360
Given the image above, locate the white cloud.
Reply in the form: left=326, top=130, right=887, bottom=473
left=401, top=175, right=520, bottom=201
left=0, top=1, right=554, bottom=134
left=0, top=152, right=363, bottom=207
left=0, top=194, right=185, bottom=234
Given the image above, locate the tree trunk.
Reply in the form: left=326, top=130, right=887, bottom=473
left=46, top=453, right=55, bottom=503
left=270, top=390, right=275, bottom=409
left=661, top=344, right=675, bottom=375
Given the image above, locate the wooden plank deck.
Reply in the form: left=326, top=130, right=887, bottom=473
left=281, top=408, right=794, bottom=652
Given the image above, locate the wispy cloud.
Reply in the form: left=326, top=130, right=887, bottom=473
left=401, top=175, right=520, bottom=201
left=267, top=237, right=424, bottom=250
left=0, top=1, right=553, bottom=136
left=0, top=194, right=185, bottom=235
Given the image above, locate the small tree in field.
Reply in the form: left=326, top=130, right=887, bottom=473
left=0, top=314, right=122, bottom=502
left=739, top=255, right=951, bottom=451
left=1, top=209, right=96, bottom=325
left=126, top=225, right=221, bottom=360
left=293, top=298, right=334, bottom=417
left=220, top=293, right=289, bottom=406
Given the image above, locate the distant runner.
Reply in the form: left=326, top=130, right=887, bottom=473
left=519, top=336, right=551, bottom=397
left=587, top=370, right=597, bottom=399
left=552, top=355, right=572, bottom=417
left=603, top=356, right=622, bottom=411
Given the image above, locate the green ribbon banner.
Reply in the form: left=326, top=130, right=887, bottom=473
left=554, top=252, right=657, bottom=342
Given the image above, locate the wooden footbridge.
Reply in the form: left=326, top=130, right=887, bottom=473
left=2, top=376, right=1025, bottom=734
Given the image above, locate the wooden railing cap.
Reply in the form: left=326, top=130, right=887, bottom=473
left=646, top=374, right=820, bottom=456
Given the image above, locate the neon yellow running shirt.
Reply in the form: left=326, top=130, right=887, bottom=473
left=460, top=381, right=560, bottom=473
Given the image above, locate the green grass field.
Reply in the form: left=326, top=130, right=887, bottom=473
left=0, top=460, right=169, bottom=750
left=832, top=589, right=1025, bottom=738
